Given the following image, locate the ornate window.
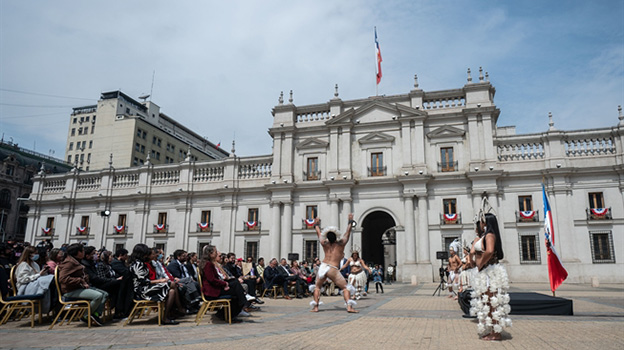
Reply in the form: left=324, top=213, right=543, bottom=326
left=589, top=230, right=615, bottom=263
left=518, top=234, right=540, bottom=264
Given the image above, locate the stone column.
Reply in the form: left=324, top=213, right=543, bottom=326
left=403, top=195, right=416, bottom=263
left=467, top=115, right=480, bottom=161
left=330, top=199, right=339, bottom=228
left=417, top=195, right=430, bottom=263
left=401, top=122, right=412, bottom=168
left=281, top=202, right=293, bottom=259
left=270, top=202, right=281, bottom=260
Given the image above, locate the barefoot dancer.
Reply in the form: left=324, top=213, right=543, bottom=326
left=311, top=213, right=358, bottom=313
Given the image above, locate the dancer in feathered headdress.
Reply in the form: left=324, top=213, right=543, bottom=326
left=340, top=246, right=372, bottom=300
left=469, top=197, right=512, bottom=340
left=310, top=213, right=358, bottom=313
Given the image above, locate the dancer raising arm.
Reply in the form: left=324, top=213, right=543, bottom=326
left=311, top=213, right=358, bottom=313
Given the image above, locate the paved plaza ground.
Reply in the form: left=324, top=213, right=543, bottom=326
left=1, top=281, right=623, bottom=350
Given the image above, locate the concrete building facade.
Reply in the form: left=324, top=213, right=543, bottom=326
left=66, top=91, right=228, bottom=171
left=27, top=72, right=624, bottom=283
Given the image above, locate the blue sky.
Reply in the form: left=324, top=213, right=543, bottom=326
left=1, top=0, right=622, bottom=158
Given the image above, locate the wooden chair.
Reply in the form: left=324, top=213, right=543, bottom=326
left=262, top=284, right=284, bottom=299
left=49, top=267, right=91, bottom=329
left=195, top=268, right=231, bottom=325
left=0, top=267, right=43, bottom=328
left=124, top=299, right=164, bottom=326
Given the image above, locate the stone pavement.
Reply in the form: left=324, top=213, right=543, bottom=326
left=1, top=282, right=623, bottom=350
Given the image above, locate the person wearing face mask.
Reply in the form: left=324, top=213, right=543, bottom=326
left=15, top=245, right=55, bottom=313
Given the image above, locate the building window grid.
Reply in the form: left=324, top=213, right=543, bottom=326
left=370, top=152, right=385, bottom=176
left=589, top=230, right=615, bottom=263
left=306, top=157, right=319, bottom=180
left=518, top=196, right=533, bottom=211
left=443, top=199, right=457, bottom=215
left=245, top=241, right=259, bottom=262
left=588, top=193, right=605, bottom=209
left=304, top=240, right=318, bottom=262
left=306, top=206, right=318, bottom=220
left=440, top=147, right=455, bottom=172
left=518, top=234, right=541, bottom=264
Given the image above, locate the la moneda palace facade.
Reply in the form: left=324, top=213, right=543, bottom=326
left=24, top=72, right=624, bottom=283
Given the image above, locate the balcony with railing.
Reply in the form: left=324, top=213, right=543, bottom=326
left=197, top=222, right=213, bottom=233
left=301, top=218, right=320, bottom=230
left=440, top=213, right=462, bottom=225
left=303, top=170, right=321, bottom=181
left=438, top=161, right=458, bottom=172
left=76, top=226, right=90, bottom=235
left=368, top=166, right=387, bottom=177
left=586, top=207, right=612, bottom=221
left=113, top=225, right=128, bottom=234
left=40, top=227, right=55, bottom=236
left=243, top=221, right=261, bottom=232
left=153, top=224, right=169, bottom=233
left=515, top=210, right=539, bottom=223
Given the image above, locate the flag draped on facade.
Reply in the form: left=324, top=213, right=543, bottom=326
left=542, top=184, right=568, bottom=292
left=375, top=27, right=382, bottom=85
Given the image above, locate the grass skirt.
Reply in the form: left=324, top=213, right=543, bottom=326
left=469, top=263, right=512, bottom=335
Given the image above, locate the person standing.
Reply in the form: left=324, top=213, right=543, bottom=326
left=311, top=213, right=358, bottom=313
left=470, top=200, right=512, bottom=341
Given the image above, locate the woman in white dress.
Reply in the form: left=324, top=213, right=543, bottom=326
left=340, top=251, right=371, bottom=300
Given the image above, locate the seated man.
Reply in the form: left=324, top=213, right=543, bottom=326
left=263, top=258, right=293, bottom=300
left=58, top=243, right=108, bottom=326
left=225, top=253, right=259, bottom=300
left=278, top=258, right=305, bottom=298
left=166, top=249, right=201, bottom=313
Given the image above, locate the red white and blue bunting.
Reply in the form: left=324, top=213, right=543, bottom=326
left=155, top=224, right=166, bottom=232
left=245, top=221, right=257, bottom=229
left=590, top=208, right=608, bottom=217
left=42, top=227, right=52, bottom=235
left=305, top=219, right=316, bottom=227
left=199, top=222, right=210, bottom=230
left=519, top=211, right=535, bottom=219
left=77, top=226, right=88, bottom=233
left=114, top=225, right=125, bottom=233
left=444, top=213, right=458, bottom=221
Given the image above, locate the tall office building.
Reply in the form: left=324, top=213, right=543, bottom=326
left=66, top=91, right=228, bottom=170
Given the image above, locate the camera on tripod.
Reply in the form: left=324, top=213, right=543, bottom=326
left=433, top=250, right=449, bottom=297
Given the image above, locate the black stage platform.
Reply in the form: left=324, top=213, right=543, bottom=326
left=509, top=292, right=573, bottom=315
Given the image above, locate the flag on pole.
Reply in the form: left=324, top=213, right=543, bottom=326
left=216, top=141, right=221, bottom=149
left=375, top=27, right=383, bottom=85
left=542, top=184, right=568, bottom=293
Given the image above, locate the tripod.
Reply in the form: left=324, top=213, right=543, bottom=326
left=432, top=265, right=447, bottom=296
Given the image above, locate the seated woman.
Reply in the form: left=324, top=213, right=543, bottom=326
left=128, top=244, right=183, bottom=325
left=58, top=243, right=108, bottom=326
left=290, top=260, right=311, bottom=296
left=199, top=245, right=246, bottom=322
left=340, top=251, right=371, bottom=300
left=46, top=248, right=64, bottom=272
left=15, top=245, right=55, bottom=313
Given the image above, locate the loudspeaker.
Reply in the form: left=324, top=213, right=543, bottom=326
left=436, top=251, right=449, bottom=260
left=288, top=253, right=299, bottom=261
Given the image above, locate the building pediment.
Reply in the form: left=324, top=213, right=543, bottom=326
left=358, top=132, right=395, bottom=145
left=295, top=138, right=329, bottom=150
left=427, top=125, right=466, bottom=139
left=327, top=100, right=425, bottom=125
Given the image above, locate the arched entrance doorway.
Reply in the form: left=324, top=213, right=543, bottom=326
left=361, top=211, right=396, bottom=271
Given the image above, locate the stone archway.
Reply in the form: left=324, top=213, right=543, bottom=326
left=361, top=211, right=396, bottom=270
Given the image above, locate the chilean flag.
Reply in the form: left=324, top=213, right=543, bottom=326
left=542, top=184, right=568, bottom=292
left=375, top=27, right=382, bottom=85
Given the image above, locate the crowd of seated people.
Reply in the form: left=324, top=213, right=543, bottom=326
left=1, top=238, right=392, bottom=328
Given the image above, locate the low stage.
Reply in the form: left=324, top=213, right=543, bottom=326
left=509, top=292, right=573, bottom=316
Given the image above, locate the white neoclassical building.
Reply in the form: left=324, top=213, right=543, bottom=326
left=25, top=71, right=624, bottom=283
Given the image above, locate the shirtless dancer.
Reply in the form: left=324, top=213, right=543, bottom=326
left=446, top=246, right=461, bottom=298
left=311, top=213, right=357, bottom=313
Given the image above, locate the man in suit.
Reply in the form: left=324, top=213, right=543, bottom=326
left=166, top=249, right=201, bottom=313
left=263, top=258, right=292, bottom=300
left=111, top=248, right=129, bottom=278
left=225, top=253, right=259, bottom=299
left=278, top=258, right=304, bottom=298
